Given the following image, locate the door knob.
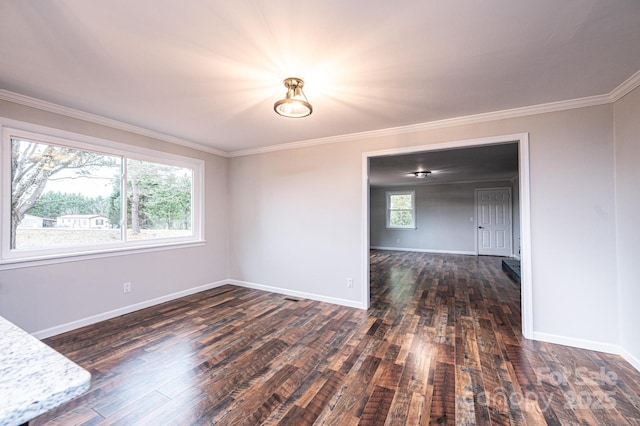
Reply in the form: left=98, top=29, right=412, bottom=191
left=478, top=226, right=484, bottom=229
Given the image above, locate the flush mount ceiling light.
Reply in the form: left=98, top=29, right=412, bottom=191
left=274, top=77, right=312, bottom=118
left=413, top=171, right=431, bottom=179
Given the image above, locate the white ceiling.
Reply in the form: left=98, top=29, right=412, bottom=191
left=1, top=1, right=640, bottom=154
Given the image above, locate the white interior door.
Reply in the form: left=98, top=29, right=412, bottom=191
left=476, top=188, right=512, bottom=256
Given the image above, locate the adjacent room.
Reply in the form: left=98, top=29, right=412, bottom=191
left=1, top=1, right=640, bottom=424
left=368, top=143, right=521, bottom=258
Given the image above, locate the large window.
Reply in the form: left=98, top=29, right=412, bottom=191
left=2, top=127, right=203, bottom=263
left=386, top=190, right=416, bottom=229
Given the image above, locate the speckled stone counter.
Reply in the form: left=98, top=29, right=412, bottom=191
left=0, top=316, right=90, bottom=426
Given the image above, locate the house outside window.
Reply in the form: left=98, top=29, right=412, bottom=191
left=386, top=190, right=416, bottom=229
left=1, top=126, right=203, bottom=264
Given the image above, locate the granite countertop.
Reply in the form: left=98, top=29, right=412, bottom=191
left=0, top=316, right=91, bottom=426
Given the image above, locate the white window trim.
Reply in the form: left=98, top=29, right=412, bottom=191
left=1, top=121, right=205, bottom=267
left=385, top=190, right=416, bottom=229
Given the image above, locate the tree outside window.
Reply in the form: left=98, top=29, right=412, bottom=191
left=3, top=128, right=202, bottom=261
left=386, top=190, right=416, bottom=229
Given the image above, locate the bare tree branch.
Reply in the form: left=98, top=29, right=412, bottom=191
left=10, top=139, right=113, bottom=248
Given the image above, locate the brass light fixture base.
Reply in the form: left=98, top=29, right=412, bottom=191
left=274, top=77, right=313, bottom=118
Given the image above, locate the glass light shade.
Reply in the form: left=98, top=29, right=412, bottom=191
left=274, top=77, right=312, bottom=118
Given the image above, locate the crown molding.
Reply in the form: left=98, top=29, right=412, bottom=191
left=608, top=70, right=640, bottom=102
left=2, top=68, right=639, bottom=159
left=229, top=69, right=640, bottom=157
left=228, top=93, right=610, bottom=157
left=0, top=90, right=229, bottom=158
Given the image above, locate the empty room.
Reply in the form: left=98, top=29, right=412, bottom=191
left=1, top=1, right=640, bottom=425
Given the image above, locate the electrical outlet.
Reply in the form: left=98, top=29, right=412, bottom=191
left=347, top=278, right=353, bottom=288
left=123, top=282, right=131, bottom=294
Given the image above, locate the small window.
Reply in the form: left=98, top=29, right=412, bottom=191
left=386, top=190, right=416, bottom=229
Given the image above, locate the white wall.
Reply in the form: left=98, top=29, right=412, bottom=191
left=228, top=143, right=364, bottom=307
left=614, top=85, right=640, bottom=368
left=0, top=100, right=229, bottom=335
left=370, top=181, right=514, bottom=254
left=229, top=104, right=621, bottom=349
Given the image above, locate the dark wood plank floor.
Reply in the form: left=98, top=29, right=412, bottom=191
left=33, top=250, right=640, bottom=425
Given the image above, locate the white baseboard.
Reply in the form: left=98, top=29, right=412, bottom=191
left=532, top=331, right=622, bottom=356
left=32, top=280, right=228, bottom=339
left=33, top=278, right=364, bottom=340
left=532, top=332, right=639, bottom=373
left=621, top=347, right=640, bottom=372
left=227, top=279, right=367, bottom=310
left=370, top=246, right=476, bottom=256
left=30, top=277, right=640, bottom=375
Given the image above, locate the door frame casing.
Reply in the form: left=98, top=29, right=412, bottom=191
left=361, top=132, right=533, bottom=339
left=475, top=187, right=513, bottom=256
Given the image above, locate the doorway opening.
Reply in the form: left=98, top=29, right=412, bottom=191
left=361, top=133, right=532, bottom=338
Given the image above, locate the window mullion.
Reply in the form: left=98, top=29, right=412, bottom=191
left=121, top=158, right=127, bottom=242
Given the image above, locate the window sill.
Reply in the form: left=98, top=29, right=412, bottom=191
left=0, top=240, right=206, bottom=271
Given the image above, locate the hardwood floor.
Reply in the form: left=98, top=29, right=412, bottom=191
left=33, top=250, right=640, bottom=425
